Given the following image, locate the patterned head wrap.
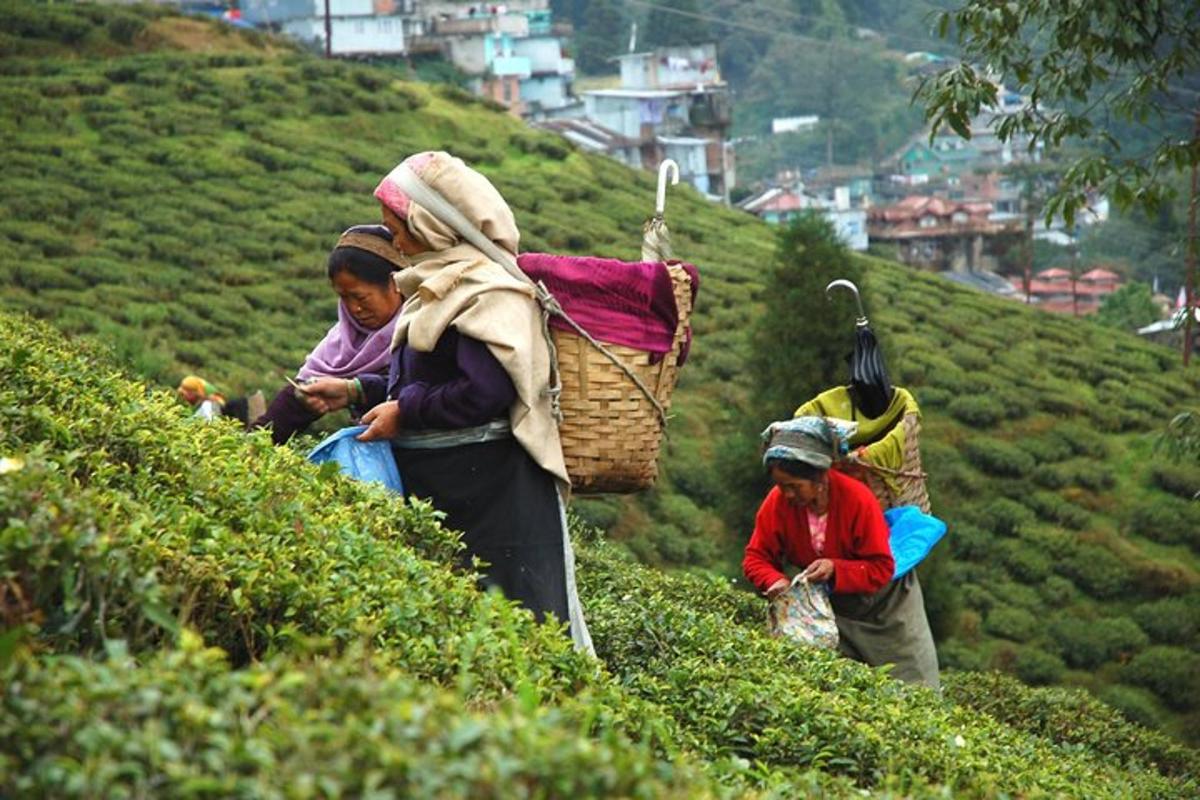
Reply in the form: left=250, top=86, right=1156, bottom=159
left=761, top=416, right=858, bottom=470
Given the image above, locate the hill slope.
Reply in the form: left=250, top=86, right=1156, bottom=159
left=2, top=0, right=1200, bottom=744
left=3, top=308, right=1198, bottom=796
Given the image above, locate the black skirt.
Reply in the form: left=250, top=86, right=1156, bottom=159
left=395, top=436, right=569, bottom=625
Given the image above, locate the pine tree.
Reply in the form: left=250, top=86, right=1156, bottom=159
left=716, top=213, right=865, bottom=526
left=748, top=213, right=864, bottom=422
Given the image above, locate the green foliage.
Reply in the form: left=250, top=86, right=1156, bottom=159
left=973, top=498, right=1035, bottom=537
left=1096, top=281, right=1165, bottom=331
left=1013, top=647, right=1066, bottom=685
left=7, top=311, right=1196, bottom=795
left=5, top=0, right=1200, bottom=744
left=1127, top=497, right=1200, bottom=550
left=983, top=605, right=1038, bottom=642
left=918, top=0, right=1200, bottom=223
left=1123, top=647, right=1200, bottom=712
left=1132, top=596, right=1200, bottom=648
left=642, top=0, right=709, bottom=48
left=1, top=637, right=707, bottom=799
left=945, top=671, right=1199, bottom=779
left=574, top=0, right=626, bottom=75
left=748, top=213, right=863, bottom=422
left=961, top=437, right=1035, bottom=477
left=1050, top=615, right=1149, bottom=670
left=1056, top=544, right=1135, bottom=599
left=947, top=395, right=1007, bottom=427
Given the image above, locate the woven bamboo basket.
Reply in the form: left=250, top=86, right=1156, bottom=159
left=555, top=264, right=694, bottom=494
left=839, top=413, right=930, bottom=513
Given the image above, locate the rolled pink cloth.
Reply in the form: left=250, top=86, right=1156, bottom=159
left=516, top=253, right=698, bottom=364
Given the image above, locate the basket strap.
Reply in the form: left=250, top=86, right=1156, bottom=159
left=391, top=165, right=669, bottom=427
left=845, top=453, right=927, bottom=480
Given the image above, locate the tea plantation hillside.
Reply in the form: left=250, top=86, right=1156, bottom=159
left=3, top=310, right=1199, bottom=796
left=3, top=0, right=1200, bottom=743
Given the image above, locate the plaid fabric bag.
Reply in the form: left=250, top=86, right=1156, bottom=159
left=767, top=576, right=839, bottom=650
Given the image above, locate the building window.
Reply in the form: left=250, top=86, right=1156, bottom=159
left=919, top=215, right=938, bottom=228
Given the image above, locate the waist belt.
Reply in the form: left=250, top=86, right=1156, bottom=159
left=390, top=419, right=512, bottom=450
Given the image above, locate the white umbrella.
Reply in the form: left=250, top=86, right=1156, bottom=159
left=642, top=160, right=679, bottom=263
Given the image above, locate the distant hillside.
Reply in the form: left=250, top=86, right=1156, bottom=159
left=2, top=0, right=1200, bottom=745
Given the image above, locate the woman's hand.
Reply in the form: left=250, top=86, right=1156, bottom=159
left=765, top=578, right=790, bottom=599
left=296, top=377, right=351, bottom=415
left=801, top=559, right=834, bottom=583
left=357, top=400, right=402, bottom=441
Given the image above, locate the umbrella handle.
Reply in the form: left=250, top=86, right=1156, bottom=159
left=656, top=159, right=679, bottom=217
left=825, top=279, right=868, bottom=326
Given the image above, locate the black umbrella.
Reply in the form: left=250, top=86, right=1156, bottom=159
left=826, top=279, right=894, bottom=419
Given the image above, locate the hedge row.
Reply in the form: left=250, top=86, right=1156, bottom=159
left=5, top=315, right=1198, bottom=795
left=1, top=635, right=710, bottom=800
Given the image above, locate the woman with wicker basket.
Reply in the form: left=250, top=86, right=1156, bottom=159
left=743, top=417, right=939, bottom=688
left=300, top=152, right=592, bottom=654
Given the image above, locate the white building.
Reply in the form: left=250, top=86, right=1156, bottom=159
left=241, top=0, right=420, bottom=56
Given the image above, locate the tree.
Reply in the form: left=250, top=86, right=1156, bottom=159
left=917, top=2, right=1200, bottom=363
left=749, top=213, right=865, bottom=421
left=715, top=212, right=865, bottom=527
left=919, top=2, right=1200, bottom=224
left=1094, top=282, right=1162, bottom=331
left=642, top=0, right=710, bottom=49
left=575, top=0, right=627, bottom=75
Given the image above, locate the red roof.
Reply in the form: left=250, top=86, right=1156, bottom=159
left=871, top=194, right=994, bottom=223
left=1080, top=267, right=1120, bottom=282
left=1036, top=268, right=1071, bottom=280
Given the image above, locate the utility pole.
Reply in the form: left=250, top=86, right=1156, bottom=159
left=324, top=0, right=332, bottom=59
left=1184, top=109, right=1199, bottom=365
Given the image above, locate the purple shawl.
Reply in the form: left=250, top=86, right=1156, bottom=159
left=516, top=253, right=699, bottom=364
left=297, top=301, right=398, bottom=380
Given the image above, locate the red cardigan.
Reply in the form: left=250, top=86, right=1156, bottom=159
left=743, top=470, right=894, bottom=595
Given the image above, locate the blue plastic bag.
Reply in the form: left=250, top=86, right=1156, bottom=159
left=885, top=505, right=947, bottom=580
left=307, top=425, right=404, bottom=495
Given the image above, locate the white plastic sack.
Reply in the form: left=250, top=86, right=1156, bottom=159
left=767, top=575, right=839, bottom=650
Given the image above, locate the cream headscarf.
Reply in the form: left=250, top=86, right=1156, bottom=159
left=374, top=152, right=568, bottom=486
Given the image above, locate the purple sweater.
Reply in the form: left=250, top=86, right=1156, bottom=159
left=360, top=328, right=517, bottom=430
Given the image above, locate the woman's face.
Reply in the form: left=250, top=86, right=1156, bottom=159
left=381, top=204, right=427, bottom=255
left=769, top=465, right=825, bottom=509
left=331, top=270, right=402, bottom=330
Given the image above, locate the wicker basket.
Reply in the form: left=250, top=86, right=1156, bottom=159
left=555, top=264, right=694, bottom=494
left=838, top=413, right=930, bottom=513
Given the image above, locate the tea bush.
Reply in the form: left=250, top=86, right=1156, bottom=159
left=947, top=394, right=1006, bottom=426
left=962, top=438, right=1035, bottom=477
left=0, top=637, right=715, bottom=800
left=1127, top=497, right=1200, bottom=549
left=6, top=0, right=1200, bottom=742
left=983, top=605, right=1039, bottom=642
left=1013, top=647, right=1066, bottom=685
left=1123, top=647, right=1200, bottom=711
left=1150, top=462, right=1200, bottom=499
left=1050, top=615, right=1150, bottom=670
left=7, top=314, right=1196, bottom=796
left=944, top=671, right=1199, bottom=779
left=1132, top=596, right=1200, bottom=648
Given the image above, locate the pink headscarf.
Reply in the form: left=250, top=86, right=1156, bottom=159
left=374, top=151, right=436, bottom=221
